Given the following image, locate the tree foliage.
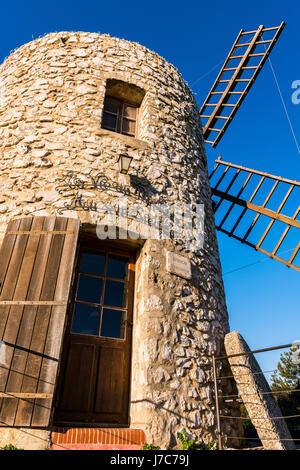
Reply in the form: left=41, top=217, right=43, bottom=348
left=271, top=345, right=300, bottom=391
left=271, top=345, right=300, bottom=434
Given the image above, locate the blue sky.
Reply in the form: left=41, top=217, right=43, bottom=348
left=0, top=0, right=299, bottom=374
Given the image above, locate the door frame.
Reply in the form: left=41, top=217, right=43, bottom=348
left=53, top=233, right=136, bottom=426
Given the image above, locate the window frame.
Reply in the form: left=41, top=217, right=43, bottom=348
left=101, top=95, right=139, bottom=138
left=69, top=238, right=136, bottom=342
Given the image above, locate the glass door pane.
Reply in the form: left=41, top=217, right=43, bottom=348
left=100, top=308, right=126, bottom=339
left=72, top=304, right=100, bottom=335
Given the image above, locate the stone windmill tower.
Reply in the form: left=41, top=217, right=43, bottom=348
left=0, top=24, right=297, bottom=450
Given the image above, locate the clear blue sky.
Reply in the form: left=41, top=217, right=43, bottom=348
left=0, top=0, right=299, bottom=374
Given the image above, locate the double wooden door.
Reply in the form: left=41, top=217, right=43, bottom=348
left=54, top=240, right=135, bottom=425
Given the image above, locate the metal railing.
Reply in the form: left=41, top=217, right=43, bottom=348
left=211, top=343, right=300, bottom=450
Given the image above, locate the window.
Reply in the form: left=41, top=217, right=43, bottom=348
left=102, top=96, right=138, bottom=137
left=101, top=79, right=145, bottom=138
left=71, top=249, right=132, bottom=339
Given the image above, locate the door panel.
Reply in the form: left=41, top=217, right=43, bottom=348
left=60, top=342, right=95, bottom=412
left=54, top=240, right=135, bottom=425
left=95, top=346, right=124, bottom=414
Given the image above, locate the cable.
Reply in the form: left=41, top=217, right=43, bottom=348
left=265, top=48, right=300, bottom=155
left=220, top=414, right=300, bottom=420
left=191, top=58, right=226, bottom=88
left=218, top=369, right=276, bottom=380
left=225, top=435, right=300, bottom=441
left=223, top=257, right=270, bottom=276
left=219, top=388, right=300, bottom=400
left=223, top=247, right=297, bottom=276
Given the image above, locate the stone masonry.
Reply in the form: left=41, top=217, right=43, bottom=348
left=0, top=32, right=241, bottom=448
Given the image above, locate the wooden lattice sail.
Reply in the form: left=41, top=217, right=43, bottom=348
left=210, top=158, right=300, bottom=271
left=200, top=22, right=285, bottom=147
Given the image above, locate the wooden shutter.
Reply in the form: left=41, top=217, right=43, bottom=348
left=0, top=216, right=80, bottom=427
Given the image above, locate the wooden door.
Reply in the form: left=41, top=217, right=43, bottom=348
left=54, top=239, right=135, bottom=425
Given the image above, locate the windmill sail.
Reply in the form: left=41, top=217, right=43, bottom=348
left=200, top=22, right=285, bottom=147
left=210, top=158, right=300, bottom=271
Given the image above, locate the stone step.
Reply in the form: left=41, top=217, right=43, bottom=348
left=50, top=427, right=146, bottom=450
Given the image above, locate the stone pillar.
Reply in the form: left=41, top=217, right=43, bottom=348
left=224, top=331, right=296, bottom=450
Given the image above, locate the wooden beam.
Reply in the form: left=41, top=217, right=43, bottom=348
left=216, top=226, right=300, bottom=272
left=212, top=22, right=285, bottom=148
left=202, top=25, right=264, bottom=138
left=218, top=171, right=253, bottom=229
left=0, top=393, right=52, bottom=399
left=214, top=170, right=241, bottom=213
left=256, top=185, right=295, bottom=249
left=289, top=242, right=300, bottom=264
left=213, top=158, right=300, bottom=186
left=199, top=28, right=244, bottom=115
left=272, top=207, right=300, bottom=256
left=200, top=22, right=286, bottom=147
left=212, top=188, right=300, bottom=230
left=0, top=300, right=68, bottom=306
left=242, top=179, right=279, bottom=240
left=228, top=176, right=265, bottom=235
left=210, top=158, right=300, bottom=271
left=7, top=230, right=77, bottom=235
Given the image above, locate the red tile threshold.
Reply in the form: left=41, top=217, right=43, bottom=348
left=51, top=427, right=146, bottom=450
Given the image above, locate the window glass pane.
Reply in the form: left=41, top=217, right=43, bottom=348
left=71, top=304, right=100, bottom=335
left=102, top=112, right=117, bottom=131
left=80, top=252, right=105, bottom=276
left=104, top=96, right=120, bottom=114
left=123, top=105, right=137, bottom=119
left=77, top=274, right=103, bottom=304
left=104, top=280, right=127, bottom=308
left=106, top=255, right=129, bottom=279
left=100, top=308, right=126, bottom=339
left=122, top=118, right=136, bottom=135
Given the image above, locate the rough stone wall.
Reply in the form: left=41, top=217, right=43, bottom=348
left=0, top=428, right=50, bottom=450
left=131, top=239, right=239, bottom=448
left=0, top=30, right=207, bottom=234
left=0, top=31, right=240, bottom=448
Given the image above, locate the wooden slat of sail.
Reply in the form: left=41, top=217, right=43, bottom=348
left=0, top=216, right=80, bottom=427
left=200, top=22, right=285, bottom=147
left=210, top=158, right=300, bottom=271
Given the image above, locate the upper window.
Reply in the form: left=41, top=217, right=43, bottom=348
left=101, top=79, right=145, bottom=139
left=102, top=96, right=138, bottom=137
